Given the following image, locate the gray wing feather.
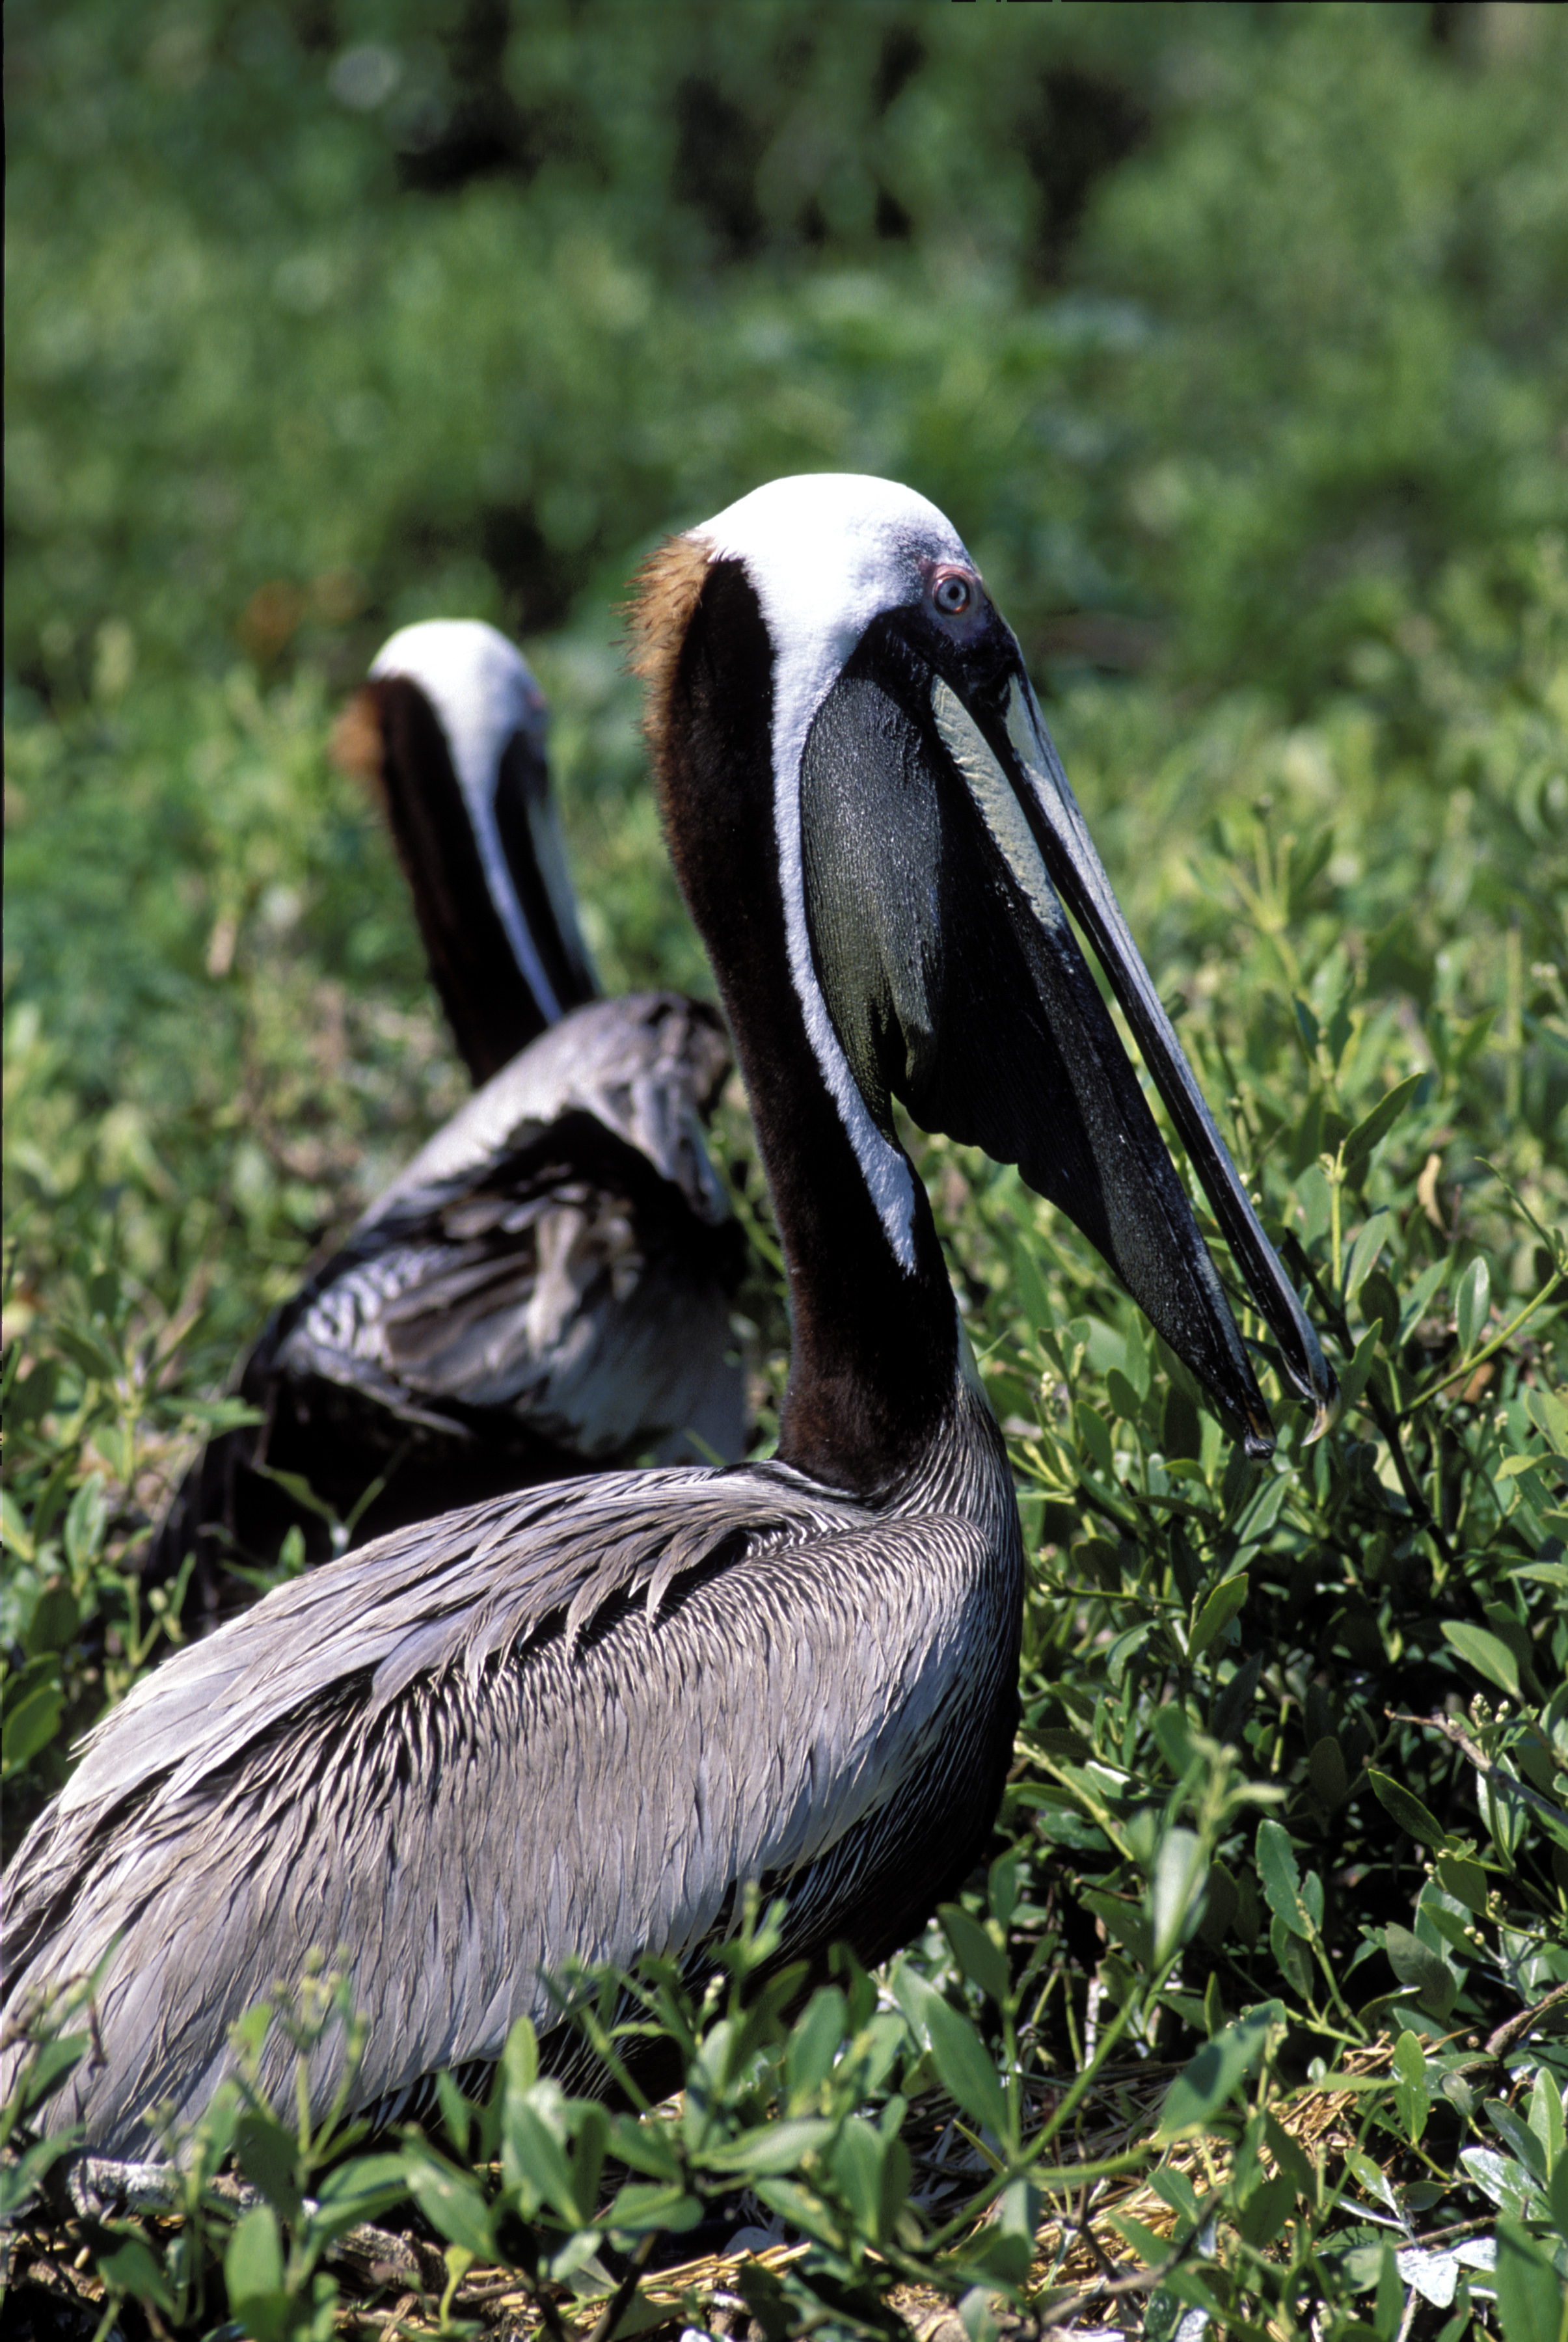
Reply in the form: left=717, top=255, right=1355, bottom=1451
left=277, top=992, right=743, bottom=1464
left=365, top=995, right=733, bottom=1231
left=3, top=1464, right=1004, bottom=2154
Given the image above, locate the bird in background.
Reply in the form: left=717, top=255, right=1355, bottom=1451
left=3, top=477, right=1335, bottom=2162
left=139, top=619, right=748, bottom=1630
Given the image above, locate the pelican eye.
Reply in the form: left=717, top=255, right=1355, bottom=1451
left=932, top=572, right=973, bottom=617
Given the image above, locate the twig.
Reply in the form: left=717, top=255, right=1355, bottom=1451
left=1402, top=1271, right=1564, bottom=1414
left=1385, top=1710, right=1568, bottom=1835
left=1049, top=2244, right=1187, bottom=2317
left=588, top=2229, right=662, bottom=2342
left=1485, top=1982, right=1568, bottom=2062
left=1070, top=2178, right=1119, bottom=2283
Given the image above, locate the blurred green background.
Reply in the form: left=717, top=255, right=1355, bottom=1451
left=7, top=3, right=1565, bottom=1336
left=5, top=8, right=1568, bottom=2330
left=8, top=0, right=1565, bottom=1375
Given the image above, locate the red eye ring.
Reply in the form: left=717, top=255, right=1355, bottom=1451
left=932, top=571, right=973, bottom=617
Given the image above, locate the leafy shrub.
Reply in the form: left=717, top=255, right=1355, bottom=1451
left=3, top=5, right=1565, bottom=2335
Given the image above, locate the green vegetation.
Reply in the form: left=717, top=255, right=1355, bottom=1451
left=4, top=4, right=1566, bottom=2336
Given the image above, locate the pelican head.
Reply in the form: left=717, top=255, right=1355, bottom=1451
left=337, top=619, right=599, bottom=1079
left=636, top=474, right=1336, bottom=1463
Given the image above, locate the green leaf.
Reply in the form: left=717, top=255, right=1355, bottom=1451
left=1269, top=1911, right=1314, bottom=1998
left=1358, top=1267, right=1402, bottom=1353
left=1, top=1680, right=62, bottom=1774
left=1148, top=2164, right=1200, bottom=2222
left=1392, top=2030, right=1430, bottom=2146
left=1344, top=2143, right=1399, bottom=2217
left=1345, top=1210, right=1393, bottom=1304
left=1150, top=1827, right=1206, bottom=1963
left=1189, top=1573, right=1249, bottom=1658
left=1211, top=1649, right=1264, bottom=1747
left=308, top=2153, right=410, bottom=2246
left=0, top=2134, right=79, bottom=2224
left=62, top=1474, right=107, bottom=1572
left=21, top=1580, right=79, bottom=1657
left=1486, top=2098, right=1548, bottom=2185
left=785, top=1985, right=849, bottom=2103
left=1342, top=1073, right=1424, bottom=1170
left=1436, top=1851, right=1489, bottom=1911
left=1081, top=1887, right=1154, bottom=1969
left=1493, top=2219, right=1567, bottom=2342
left=502, top=2093, right=578, bottom=2223
left=700, top=2116, right=835, bottom=2177
left=1526, top=1383, right=1568, bottom=1455
left=1337, top=1321, right=1384, bottom=1413
left=607, top=2113, right=681, bottom=2181
left=1076, top=1402, right=1116, bottom=1481
left=1527, top=2067, right=1565, bottom=2175
left=940, top=1904, right=1010, bottom=2008
left=51, top=1324, right=122, bottom=1386
left=1460, top=2146, right=1545, bottom=2218
left=1308, top=1734, right=1349, bottom=1809
left=1158, top=2003, right=1283, bottom=2138
left=402, top=2144, right=494, bottom=2257
left=1455, top=1255, right=1491, bottom=1355
left=98, top=2235, right=179, bottom=2318
left=1196, top=1861, right=1239, bottom=1951
left=0, top=1492, right=35, bottom=1564
left=1383, top=1925, right=1457, bottom=2020
left=828, top=2114, right=885, bottom=2237
left=1366, top=1769, right=1449, bottom=1846
left=10, top=2029, right=88, bottom=2127
left=252, top=1464, right=340, bottom=1526
left=1552, top=2155, right=1568, bottom=2241
left=607, top=2181, right=703, bottom=2236
left=1442, top=1621, right=1522, bottom=1700
left=753, top=2173, right=836, bottom=2242
left=1255, top=1820, right=1310, bottom=1937
left=235, top=2109, right=304, bottom=2223
left=923, top=1994, right=1010, bottom=2140
left=1397, top=1254, right=1452, bottom=1343
left=224, top=2206, right=286, bottom=2341
left=1236, top=2168, right=1296, bottom=2248
left=501, top=2012, right=539, bottom=2097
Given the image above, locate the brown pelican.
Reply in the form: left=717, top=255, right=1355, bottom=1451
left=1, top=477, right=1334, bottom=2158
left=141, top=621, right=746, bottom=1625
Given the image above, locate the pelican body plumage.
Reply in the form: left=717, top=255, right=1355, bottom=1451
left=1, top=478, right=1334, bottom=2159
left=141, top=621, right=747, bottom=1625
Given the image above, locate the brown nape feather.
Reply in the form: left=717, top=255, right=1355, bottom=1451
left=626, top=533, right=714, bottom=779
left=330, top=682, right=389, bottom=796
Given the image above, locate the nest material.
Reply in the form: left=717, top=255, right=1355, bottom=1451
left=1, top=2047, right=1392, bottom=2341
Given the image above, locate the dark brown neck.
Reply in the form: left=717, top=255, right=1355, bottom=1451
left=655, top=564, right=960, bottom=1497
left=370, top=677, right=598, bottom=1086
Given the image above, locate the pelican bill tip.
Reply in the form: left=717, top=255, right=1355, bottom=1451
left=1242, top=1415, right=1276, bottom=1464
left=1302, top=1379, right=1343, bottom=1447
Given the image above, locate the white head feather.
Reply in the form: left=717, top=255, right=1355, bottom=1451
left=370, top=619, right=563, bottom=1023
left=692, top=477, right=978, bottom=1272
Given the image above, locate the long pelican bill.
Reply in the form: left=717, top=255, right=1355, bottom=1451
left=966, top=671, right=1338, bottom=1443
left=793, top=613, right=1336, bottom=1457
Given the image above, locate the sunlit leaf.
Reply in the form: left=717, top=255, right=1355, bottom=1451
left=1255, top=1820, right=1309, bottom=1937
left=1158, top=2003, right=1283, bottom=2138
left=1455, top=1256, right=1491, bottom=1355
left=923, top=1996, right=1009, bottom=2140
left=224, top=2207, right=286, bottom=2341
left=1342, top=1073, right=1424, bottom=1171
left=1441, top=1622, right=1521, bottom=1701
